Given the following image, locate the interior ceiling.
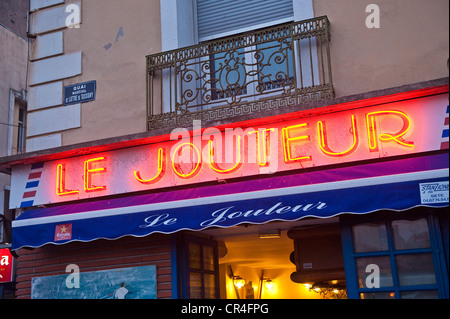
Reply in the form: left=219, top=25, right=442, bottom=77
left=202, top=217, right=339, bottom=270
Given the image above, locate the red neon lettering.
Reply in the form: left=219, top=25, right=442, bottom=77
left=172, top=143, right=201, bottom=178
left=282, top=123, right=311, bottom=163
left=366, top=110, right=414, bottom=151
left=317, top=114, right=359, bottom=156
left=248, top=128, right=274, bottom=166
left=56, top=163, right=79, bottom=196
left=84, top=157, right=107, bottom=192
left=134, top=148, right=165, bottom=184
left=208, top=135, right=242, bottom=173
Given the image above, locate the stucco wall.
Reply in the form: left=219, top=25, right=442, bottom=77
left=25, top=0, right=161, bottom=150
left=314, top=0, right=449, bottom=97
left=61, top=0, right=161, bottom=145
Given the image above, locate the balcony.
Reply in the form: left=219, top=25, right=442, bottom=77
left=146, top=16, right=334, bottom=130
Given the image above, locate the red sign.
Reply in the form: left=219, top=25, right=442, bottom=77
left=9, top=93, right=449, bottom=208
left=54, top=224, right=72, bottom=241
left=0, top=248, right=14, bottom=283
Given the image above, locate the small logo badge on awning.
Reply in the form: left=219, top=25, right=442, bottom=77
left=55, top=224, right=72, bottom=241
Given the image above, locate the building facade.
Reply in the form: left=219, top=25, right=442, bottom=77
left=0, top=0, right=29, bottom=299
left=0, top=0, right=448, bottom=299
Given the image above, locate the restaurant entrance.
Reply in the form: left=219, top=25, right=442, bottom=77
left=178, top=206, right=449, bottom=299
left=180, top=218, right=344, bottom=299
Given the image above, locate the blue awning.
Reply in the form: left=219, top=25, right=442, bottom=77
left=11, top=154, right=449, bottom=250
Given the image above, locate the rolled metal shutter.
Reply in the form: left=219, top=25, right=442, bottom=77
left=197, top=0, right=294, bottom=41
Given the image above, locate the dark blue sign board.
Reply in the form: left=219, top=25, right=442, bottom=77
left=64, top=80, right=96, bottom=105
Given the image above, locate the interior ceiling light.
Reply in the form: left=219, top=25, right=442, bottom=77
left=258, top=229, right=281, bottom=239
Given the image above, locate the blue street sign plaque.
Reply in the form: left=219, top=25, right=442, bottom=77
left=64, top=80, right=96, bottom=105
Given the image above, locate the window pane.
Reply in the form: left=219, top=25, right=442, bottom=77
left=396, top=253, right=436, bottom=286
left=352, top=223, right=388, bottom=252
left=189, top=243, right=201, bottom=269
left=360, top=292, right=395, bottom=299
left=203, top=246, right=215, bottom=271
left=356, top=256, right=393, bottom=288
left=204, top=274, right=216, bottom=299
left=400, top=290, right=439, bottom=299
left=392, top=218, right=430, bottom=250
left=189, top=272, right=202, bottom=299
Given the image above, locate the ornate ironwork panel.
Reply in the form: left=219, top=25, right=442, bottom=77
left=147, top=16, right=334, bottom=130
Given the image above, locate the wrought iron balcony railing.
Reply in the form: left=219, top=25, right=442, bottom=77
left=146, top=16, right=333, bottom=130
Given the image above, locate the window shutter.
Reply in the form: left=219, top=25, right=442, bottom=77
left=197, top=0, right=294, bottom=41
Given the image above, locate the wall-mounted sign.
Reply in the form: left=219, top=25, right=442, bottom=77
left=9, top=93, right=449, bottom=209
left=420, top=181, right=449, bottom=204
left=64, top=80, right=96, bottom=105
left=54, top=223, right=72, bottom=241
left=0, top=248, right=14, bottom=283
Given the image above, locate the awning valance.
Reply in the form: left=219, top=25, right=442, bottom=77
left=12, top=153, right=449, bottom=250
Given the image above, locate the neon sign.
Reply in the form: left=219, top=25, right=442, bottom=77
left=366, top=110, right=414, bottom=151
left=134, top=148, right=164, bottom=184
left=209, top=135, right=242, bottom=173
left=56, top=163, right=79, bottom=196
left=54, top=109, right=415, bottom=195
left=282, top=123, right=312, bottom=163
left=172, top=143, right=202, bottom=178
left=317, top=114, right=359, bottom=156
left=246, top=129, right=274, bottom=167
left=83, top=157, right=107, bottom=192
left=9, top=93, right=449, bottom=208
